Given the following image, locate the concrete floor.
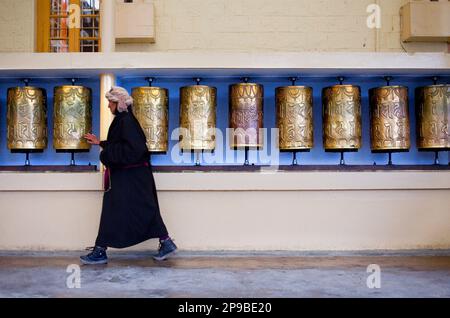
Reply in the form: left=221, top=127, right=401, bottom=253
left=1, top=251, right=450, bottom=298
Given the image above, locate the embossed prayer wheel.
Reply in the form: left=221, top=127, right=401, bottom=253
left=53, top=85, right=92, bottom=152
left=276, top=86, right=314, bottom=151
left=7, top=86, right=48, bottom=152
left=179, top=85, right=217, bottom=152
left=322, top=85, right=362, bottom=151
left=415, top=85, right=450, bottom=150
left=369, top=86, right=410, bottom=152
left=229, top=83, right=264, bottom=149
left=132, top=86, right=169, bottom=153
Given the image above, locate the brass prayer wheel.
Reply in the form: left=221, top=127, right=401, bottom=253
left=415, top=84, right=450, bottom=150
left=179, top=85, right=217, bottom=151
left=322, top=85, right=362, bottom=151
left=53, top=85, right=92, bottom=152
left=7, top=86, right=48, bottom=152
left=276, top=86, right=314, bottom=151
left=132, top=86, right=169, bottom=153
left=369, top=86, right=410, bottom=152
left=229, top=83, right=264, bottom=149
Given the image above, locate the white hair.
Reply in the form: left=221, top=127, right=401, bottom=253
left=105, top=86, right=133, bottom=113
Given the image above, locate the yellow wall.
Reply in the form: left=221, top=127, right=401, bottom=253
left=0, top=0, right=448, bottom=53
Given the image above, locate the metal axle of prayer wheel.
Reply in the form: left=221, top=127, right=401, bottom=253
left=322, top=77, right=362, bottom=165
left=179, top=77, right=217, bottom=166
left=229, top=77, right=264, bottom=166
left=53, top=78, right=93, bottom=166
left=369, top=76, right=410, bottom=166
left=132, top=77, right=169, bottom=165
left=415, top=77, right=450, bottom=165
left=276, top=77, right=314, bottom=165
left=7, top=79, right=48, bottom=166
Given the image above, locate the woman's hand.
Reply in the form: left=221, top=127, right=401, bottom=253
left=84, top=133, right=100, bottom=145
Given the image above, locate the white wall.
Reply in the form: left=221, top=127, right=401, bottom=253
left=2, top=188, right=450, bottom=251
left=1, top=172, right=450, bottom=251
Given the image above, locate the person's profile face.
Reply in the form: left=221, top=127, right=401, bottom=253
left=108, top=100, right=118, bottom=114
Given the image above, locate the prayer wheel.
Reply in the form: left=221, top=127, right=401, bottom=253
left=7, top=86, right=48, bottom=152
left=322, top=85, right=362, bottom=151
left=369, top=86, right=410, bottom=152
left=132, top=86, right=169, bottom=153
left=229, top=83, right=264, bottom=149
left=276, top=86, right=314, bottom=151
left=179, top=85, right=217, bottom=152
left=53, top=85, right=92, bottom=152
left=415, top=85, right=450, bottom=150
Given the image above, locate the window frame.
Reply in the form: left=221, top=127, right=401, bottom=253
left=36, top=0, right=101, bottom=53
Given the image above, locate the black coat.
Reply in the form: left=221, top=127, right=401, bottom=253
left=95, top=110, right=168, bottom=248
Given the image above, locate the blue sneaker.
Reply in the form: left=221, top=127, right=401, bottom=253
left=80, top=246, right=108, bottom=265
left=153, top=238, right=178, bottom=261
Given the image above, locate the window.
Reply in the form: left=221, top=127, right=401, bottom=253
left=36, top=0, right=101, bottom=52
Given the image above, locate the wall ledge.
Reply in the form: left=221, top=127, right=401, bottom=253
left=1, top=170, right=450, bottom=192
left=0, top=52, right=448, bottom=78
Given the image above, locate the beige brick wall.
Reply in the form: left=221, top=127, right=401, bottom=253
left=0, top=0, right=447, bottom=53
left=377, top=0, right=448, bottom=52
left=0, top=0, right=34, bottom=52
left=117, top=0, right=448, bottom=53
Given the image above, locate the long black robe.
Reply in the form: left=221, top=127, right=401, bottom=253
left=95, top=110, right=168, bottom=248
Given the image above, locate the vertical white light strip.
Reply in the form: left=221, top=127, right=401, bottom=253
left=99, top=73, right=116, bottom=171
left=100, top=0, right=115, bottom=52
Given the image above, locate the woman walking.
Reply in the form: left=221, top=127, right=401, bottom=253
left=80, top=86, right=177, bottom=265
